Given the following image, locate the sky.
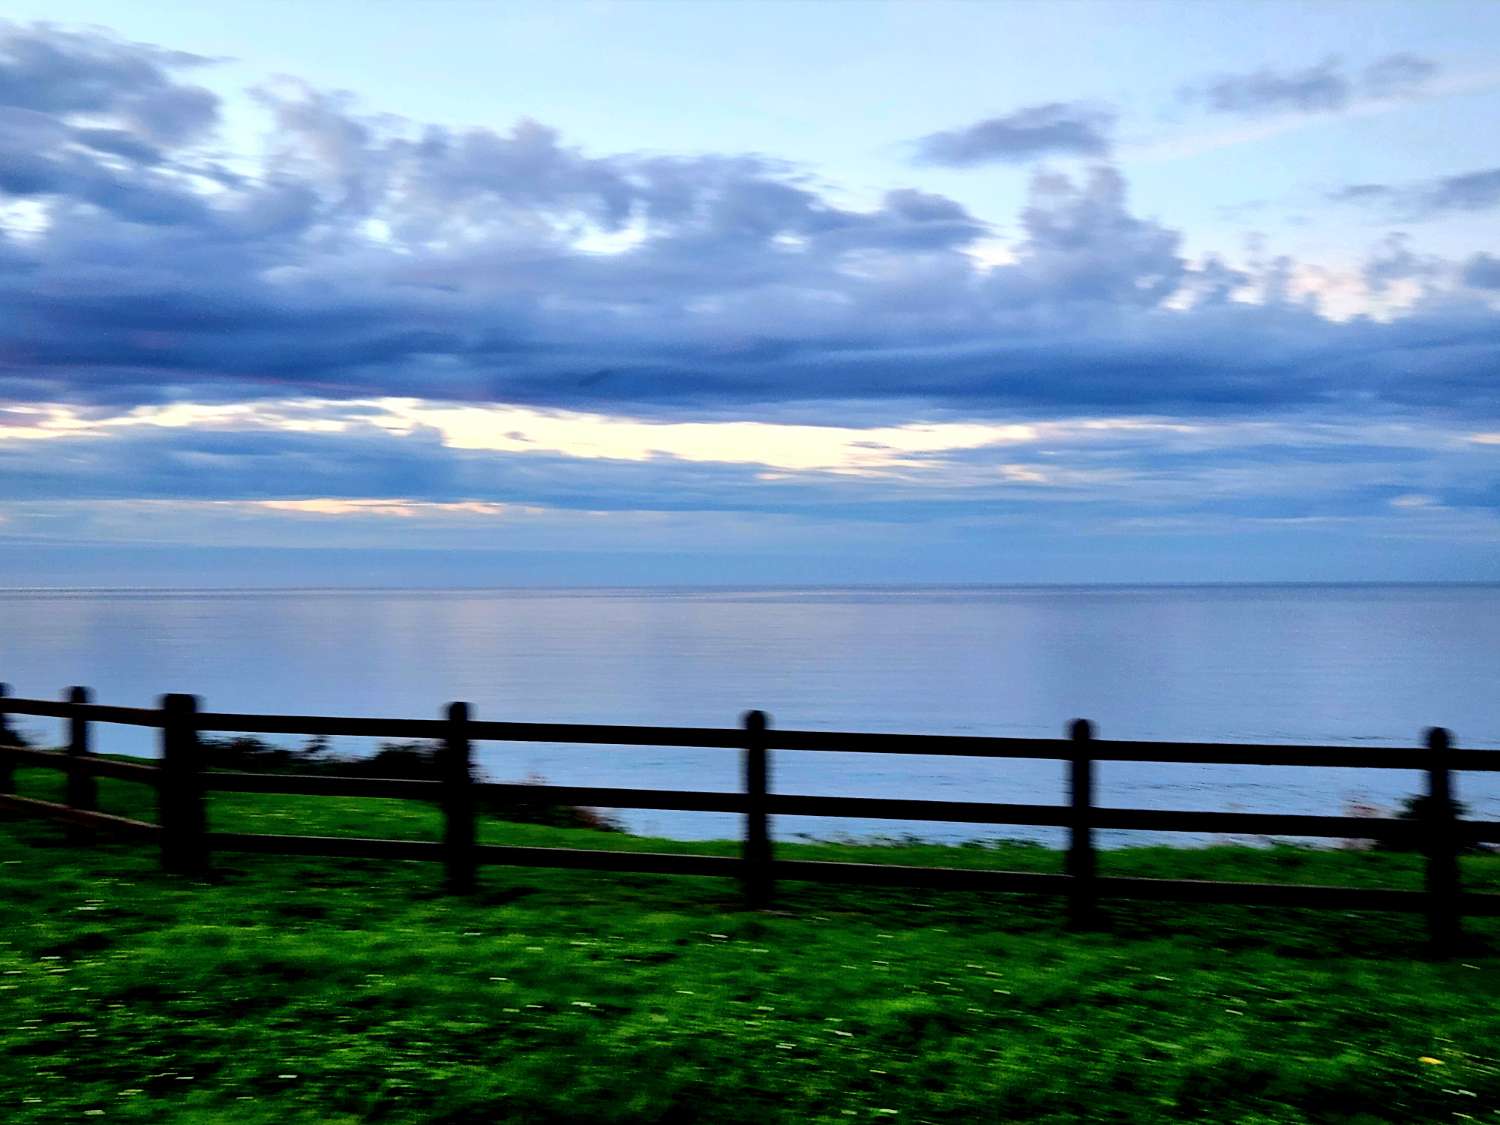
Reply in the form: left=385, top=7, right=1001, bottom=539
left=0, top=0, right=1497, bottom=587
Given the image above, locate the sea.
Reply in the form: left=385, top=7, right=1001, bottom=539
left=2, top=584, right=1497, bottom=846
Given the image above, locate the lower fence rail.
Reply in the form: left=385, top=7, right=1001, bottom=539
left=6, top=788, right=1500, bottom=936
left=0, top=792, right=160, bottom=841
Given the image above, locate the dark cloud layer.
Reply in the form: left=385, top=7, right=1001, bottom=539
left=6, top=414, right=1493, bottom=528
left=0, top=23, right=1496, bottom=425
left=912, top=102, right=1113, bottom=166
left=0, top=422, right=1040, bottom=520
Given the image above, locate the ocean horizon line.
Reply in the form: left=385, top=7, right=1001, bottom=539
left=0, top=580, right=1498, bottom=596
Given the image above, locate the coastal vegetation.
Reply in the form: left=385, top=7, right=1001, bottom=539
left=192, top=734, right=622, bottom=831
left=2, top=764, right=1499, bottom=1123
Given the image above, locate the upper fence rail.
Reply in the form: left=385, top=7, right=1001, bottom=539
left=2, top=690, right=1497, bottom=769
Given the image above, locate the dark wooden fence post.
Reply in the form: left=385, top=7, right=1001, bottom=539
left=159, top=694, right=207, bottom=875
left=743, top=709, right=773, bottom=909
left=1423, top=726, right=1461, bottom=956
left=65, top=686, right=97, bottom=843
left=0, top=683, right=13, bottom=794
left=442, top=702, right=477, bottom=893
left=1067, top=718, right=1099, bottom=928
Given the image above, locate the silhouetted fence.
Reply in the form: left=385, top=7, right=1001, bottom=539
left=2, top=683, right=1498, bottom=953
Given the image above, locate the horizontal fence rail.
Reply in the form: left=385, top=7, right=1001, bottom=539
left=2, top=682, right=1498, bottom=954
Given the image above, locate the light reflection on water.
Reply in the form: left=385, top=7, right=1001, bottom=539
left=2, top=584, right=1497, bottom=844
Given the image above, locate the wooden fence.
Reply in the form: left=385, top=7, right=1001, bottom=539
left=2, top=682, right=1498, bottom=953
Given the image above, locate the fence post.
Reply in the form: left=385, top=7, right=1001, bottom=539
left=743, top=709, right=773, bottom=909
left=1423, top=726, right=1461, bottom=956
left=1067, top=718, right=1099, bottom=928
left=158, top=694, right=207, bottom=876
left=65, top=686, right=97, bottom=844
left=443, top=702, right=477, bottom=893
left=0, top=683, right=13, bottom=794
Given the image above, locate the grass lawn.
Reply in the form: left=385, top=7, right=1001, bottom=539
left=3, top=765, right=1500, bottom=1123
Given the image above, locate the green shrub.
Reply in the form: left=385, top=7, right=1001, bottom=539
left=199, top=734, right=619, bottom=831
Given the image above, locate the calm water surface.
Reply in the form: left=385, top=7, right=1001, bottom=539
left=2, top=585, right=1497, bottom=844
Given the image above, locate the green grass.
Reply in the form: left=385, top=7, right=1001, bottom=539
left=3, top=765, right=1500, bottom=1123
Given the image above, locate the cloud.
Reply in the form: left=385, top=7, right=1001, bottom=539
left=4, top=405, right=1494, bottom=533
left=0, top=21, right=217, bottom=143
left=1331, top=166, right=1500, bottom=219
left=1421, top=167, right=1500, bottom=214
left=0, top=419, right=1055, bottom=520
left=1362, top=233, right=1439, bottom=295
left=0, top=22, right=218, bottom=231
left=1195, top=58, right=1350, bottom=115
left=1463, top=253, right=1500, bottom=290
left=1329, top=183, right=1394, bottom=204
left=1361, top=53, right=1440, bottom=98
left=0, top=24, right=1496, bottom=429
left=912, top=102, right=1113, bottom=166
left=1185, top=53, right=1439, bottom=117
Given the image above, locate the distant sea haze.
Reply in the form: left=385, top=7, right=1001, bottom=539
left=2, top=584, right=1497, bottom=844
